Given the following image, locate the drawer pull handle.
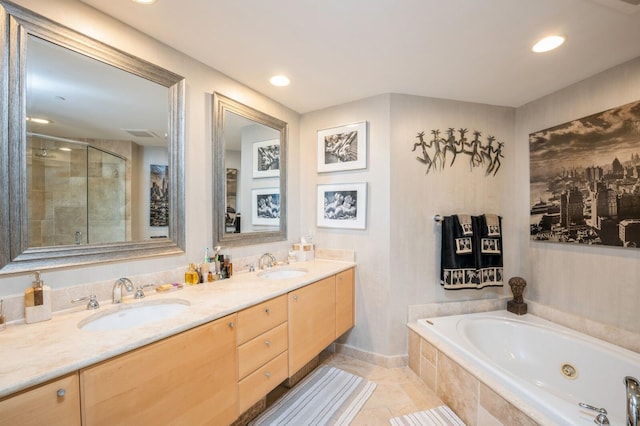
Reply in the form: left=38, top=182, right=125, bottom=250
left=57, top=389, right=66, bottom=398
left=265, top=308, right=271, bottom=314
left=265, top=339, right=271, bottom=347
left=265, top=372, right=271, bottom=378
left=293, top=295, right=298, bottom=301
left=228, top=321, right=235, bottom=329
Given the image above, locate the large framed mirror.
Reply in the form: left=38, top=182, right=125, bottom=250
left=213, top=93, right=287, bottom=246
left=0, top=1, right=185, bottom=273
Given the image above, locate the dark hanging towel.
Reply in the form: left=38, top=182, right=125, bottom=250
left=440, top=214, right=503, bottom=290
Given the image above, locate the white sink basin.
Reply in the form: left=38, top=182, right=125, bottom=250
left=257, top=268, right=308, bottom=280
left=79, top=299, right=190, bottom=332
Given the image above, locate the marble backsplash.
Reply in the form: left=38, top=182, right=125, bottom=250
left=0, top=248, right=356, bottom=324
left=0, top=251, right=287, bottom=324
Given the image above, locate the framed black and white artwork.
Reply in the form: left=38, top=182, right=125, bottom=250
left=317, top=121, right=367, bottom=173
left=149, top=164, right=168, bottom=227
left=530, top=98, right=640, bottom=248
left=252, top=139, right=280, bottom=178
left=317, top=182, right=367, bottom=229
left=251, top=187, right=280, bottom=226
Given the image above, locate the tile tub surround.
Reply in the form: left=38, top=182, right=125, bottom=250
left=407, top=328, right=539, bottom=426
left=409, top=297, right=640, bottom=354
left=0, top=258, right=354, bottom=398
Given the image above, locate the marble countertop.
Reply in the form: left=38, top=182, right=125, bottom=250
left=0, top=259, right=354, bottom=398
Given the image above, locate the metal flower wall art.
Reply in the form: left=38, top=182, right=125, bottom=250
left=412, top=128, right=505, bottom=176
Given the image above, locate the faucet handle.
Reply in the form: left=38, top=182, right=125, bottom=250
left=246, top=263, right=255, bottom=272
left=579, top=403, right=609, bottom=425
left=71, top=294, right=99, bottom=310
left=134, top=284, right=155, bottom=299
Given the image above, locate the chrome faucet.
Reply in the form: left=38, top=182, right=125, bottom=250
left=579, top=402, right=609, bottom=425
left=112, top=277, right=134, bottom=303
left=626, top=376, right=640, bottom=426
left=258, top=253, right=276, bottom=270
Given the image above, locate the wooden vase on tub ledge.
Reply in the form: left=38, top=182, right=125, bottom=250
left=507, top=276, right=528, bottom=315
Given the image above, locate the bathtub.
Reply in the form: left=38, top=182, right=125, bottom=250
left=413, top=310, right=640, bottom=425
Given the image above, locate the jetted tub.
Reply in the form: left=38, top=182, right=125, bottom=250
left=414, top=310, right=640, bottom=425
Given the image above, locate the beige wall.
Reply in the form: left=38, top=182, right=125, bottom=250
left=389, top=94, right=516, bottom=354
left=300, top=94, right=516, bottom=356
left=300, top=95, right=392, bottom=355
left=515, top=56, right=640, bottom=334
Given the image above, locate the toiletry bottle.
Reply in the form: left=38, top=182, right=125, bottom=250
left=218, top=255, right=226, bottom=279
left=24, top=271, right=52, bottom=324
left=197, top=264, right=204, bottom=284
left=184, top=263, right=199, bottom=285
left=235, top=213, right=241, bottom=233
left=0, top=299, right=6, bottom=331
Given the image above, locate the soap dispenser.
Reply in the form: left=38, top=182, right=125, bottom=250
left=24, top=271, right=52, bottom=324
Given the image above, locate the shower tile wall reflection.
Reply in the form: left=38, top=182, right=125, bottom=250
left=27, top=135, right=133, bottom=248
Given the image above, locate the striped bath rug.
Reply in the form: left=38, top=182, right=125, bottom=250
left=389, top=405, right=466, bottom=426
left=249, top=365, right=376, bottom=426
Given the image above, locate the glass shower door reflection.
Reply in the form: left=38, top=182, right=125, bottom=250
left=87, top=147, right=126, bottom=244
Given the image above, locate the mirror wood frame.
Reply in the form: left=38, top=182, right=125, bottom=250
left=0, top=1, right=186, bottom=274
left=213, top=92, right=288, bottom=246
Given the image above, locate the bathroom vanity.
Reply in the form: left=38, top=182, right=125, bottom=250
left=0, top=261, right=355, bottom=425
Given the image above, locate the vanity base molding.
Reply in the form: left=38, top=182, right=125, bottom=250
left=284, top=355, right=320, bottom=388
left=231, top=397, right=266, bottom=426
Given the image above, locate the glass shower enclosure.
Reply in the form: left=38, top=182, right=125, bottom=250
left=27, top=134, right=126, bottom=248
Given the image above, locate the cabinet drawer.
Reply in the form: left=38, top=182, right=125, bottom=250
left=238, top=322, right=288, bottom=379
left=238, top=351, right=288, bottom=413
left=237, top=294, right=287, bottom=345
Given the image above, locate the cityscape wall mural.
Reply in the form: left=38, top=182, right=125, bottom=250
left=529, top=99, right=640, bottom=247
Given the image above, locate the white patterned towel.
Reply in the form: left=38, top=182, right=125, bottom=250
left=389, top=405, right=466, bottom=426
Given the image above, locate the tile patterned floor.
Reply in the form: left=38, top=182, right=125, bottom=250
left=320, top=353, right=444, bottom=425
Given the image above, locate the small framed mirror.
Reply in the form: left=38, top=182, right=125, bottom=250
left=213, top=93, right=287, bottom=246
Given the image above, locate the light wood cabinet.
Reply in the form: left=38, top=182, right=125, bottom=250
left=0, top=373, right=80, bottom=426
left=288, top=276, right=336, bottom=375
left=238, top=322, right=288, bottom=379
left=238, top=351, right=288, bottom=413
left=1, top=266, right=356, bottom=425
left=237, top=294, right=287, bottom=345
left=335, top=267, right=355, bottom=338
left=237, top=295, right=288, bottom=413
left=80, top=314, right=237, bottom=426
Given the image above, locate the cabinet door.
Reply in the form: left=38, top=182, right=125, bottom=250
left=80, top=314, right=237, bottom=426
left=0, top=373, right=80, bottom=426
left=288, top=276, right=336, bottom=375
left=335, top=268, right=355, bottom=338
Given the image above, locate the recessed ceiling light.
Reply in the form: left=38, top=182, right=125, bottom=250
left=532, top=35, right=566, bottom=53
left=270, top=75, right=290, bottom=87
left=132, top=0, right=157, bottom=4
left=26, top=117, right=52, bottom=124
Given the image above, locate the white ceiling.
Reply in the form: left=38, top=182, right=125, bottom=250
left=27, top=35, right=168, bottom=145
left=80, top=0, right=640, bottom=114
